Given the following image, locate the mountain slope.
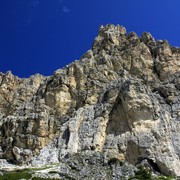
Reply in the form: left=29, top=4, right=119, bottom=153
left=0, top=24, right=180, bottom=178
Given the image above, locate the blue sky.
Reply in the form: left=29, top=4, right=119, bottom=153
left=0, top=0, right=180, bottom=77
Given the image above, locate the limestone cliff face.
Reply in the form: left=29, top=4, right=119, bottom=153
left=0, top=24, right=180, bottom=177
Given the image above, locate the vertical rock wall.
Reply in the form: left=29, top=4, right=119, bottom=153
left=0, top=24, right=180, bottom=176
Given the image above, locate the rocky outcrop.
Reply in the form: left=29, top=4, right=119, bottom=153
left=0, top=24, right=180, bottom=178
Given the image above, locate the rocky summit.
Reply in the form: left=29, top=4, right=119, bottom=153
left=0, top=24, right=180, bottom=179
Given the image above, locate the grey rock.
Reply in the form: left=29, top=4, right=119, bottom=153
left=0, top=24, right=180, bottom=178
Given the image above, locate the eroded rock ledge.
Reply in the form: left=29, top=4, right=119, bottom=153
left=0, top=24, right=180, bottom=178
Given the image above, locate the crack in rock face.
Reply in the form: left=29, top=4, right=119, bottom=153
left=0, top=24, right=180, bottom=177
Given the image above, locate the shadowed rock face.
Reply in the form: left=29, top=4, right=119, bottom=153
left=0, top=24, right=180, bottom=176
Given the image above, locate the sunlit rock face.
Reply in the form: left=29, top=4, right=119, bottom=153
left=0, top=24, right=180, bottom=177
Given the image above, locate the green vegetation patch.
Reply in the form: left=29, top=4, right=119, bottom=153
left=32, top=177, right=59, bottom=180
left=128, top=166, right=175, bottom=180
left=0, top=171, right=31, bottom=180
left=129, top=165, right=152, bottom=180
left=0, top=163, right=62, bottom=180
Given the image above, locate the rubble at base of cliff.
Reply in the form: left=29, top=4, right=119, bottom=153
left=0, top=152, right=176, bottom=179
